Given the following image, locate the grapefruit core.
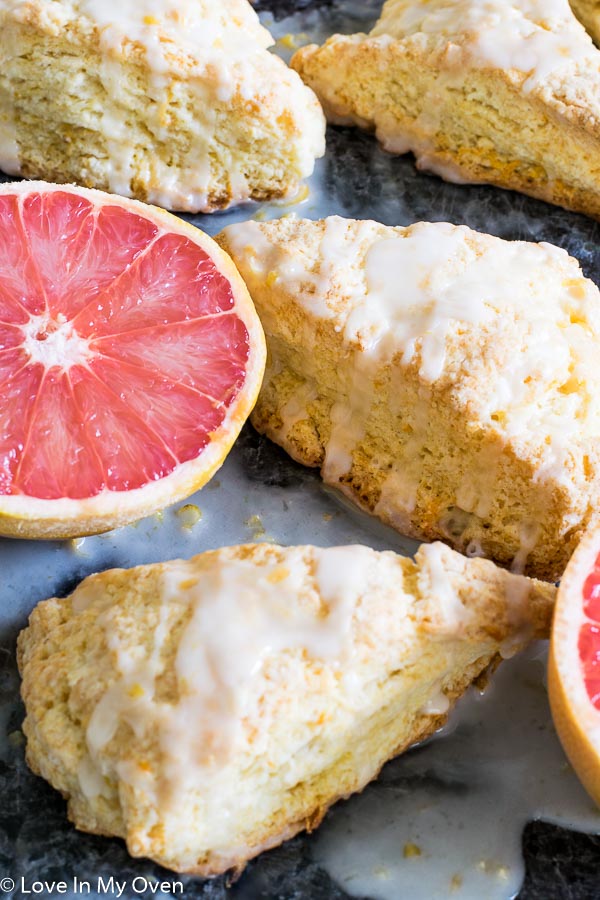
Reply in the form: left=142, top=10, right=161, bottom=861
left=0, top=182, right=266, bottom=539
left=549, top=528, right=600, bottom=807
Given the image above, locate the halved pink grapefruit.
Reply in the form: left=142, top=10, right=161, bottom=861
left=0, top=181, right=265, bottom=539
left=549, top=528, right=600, bottom=806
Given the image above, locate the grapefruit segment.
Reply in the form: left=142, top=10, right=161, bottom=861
left=583, top=558, right=600, bottom=621
left=579, top=623, right=600, bottom=709
left=94, top=316, right=249, bottom=403
left=20, top=191, right=160, bottom=319
left=90, top=358, right=221, bottom=466
left=0, top=194, right=45, bottom=318
left=0, top=182, right=265, bottom=538
left=549, top=530, right=600, bottom=806
left=74, top=232, right=233, bottom=338
left=0, top=324, right=22, bottom=350
left=0, top=362, right=44, bottom=494
left=0, top=348, right=30, bottom=384
left=69, top=369, right=178, bottom=493
left=16, top=369, right=105, bottom=502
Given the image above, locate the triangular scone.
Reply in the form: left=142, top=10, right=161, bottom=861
left=570, top=0, right=600, bottom=44
left=292, top=0, right=600, bottom=218
left=0, top=0, right=325, bottom=212
left=18, top=542, right=555, bottom=875
left=219, top=216, right=600, bottom=582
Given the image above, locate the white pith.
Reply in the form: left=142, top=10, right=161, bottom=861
left=21, top=312, right=94, bottom=370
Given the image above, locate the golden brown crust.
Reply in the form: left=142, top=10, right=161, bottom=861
left=18, top=542, right=555, bottom=874
left=291, top=5, right=600, bottom=219
left=218, top=216, right=600, bottom=582
left=0, top=0, right=325, bottom=212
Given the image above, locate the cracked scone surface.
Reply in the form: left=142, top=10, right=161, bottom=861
left=18, top=541, right=555, bottom=875
left=0, top=0, right=325, bottom=212
left=291, top=0, right=600, bottom=219
left=219, top=216, right=600, bottom=582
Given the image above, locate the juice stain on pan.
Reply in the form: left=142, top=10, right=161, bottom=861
left=313, top=644, right=600, bottom=900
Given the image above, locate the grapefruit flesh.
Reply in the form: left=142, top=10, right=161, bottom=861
left=549, top=532, right=600, bottom=807
left=0, top=182, right=265, bottom=538
left=580, top=559, right=600, bottom=709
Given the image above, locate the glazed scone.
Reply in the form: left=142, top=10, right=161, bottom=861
left=0, top=0, right=325, bottom=212
left=292, top=0, right=600, bottom=219
left=18, top=542, right=555, bottom=874
left=219, top=216, right=600, bottom=582
left=570, top=0, right=600, bottom=44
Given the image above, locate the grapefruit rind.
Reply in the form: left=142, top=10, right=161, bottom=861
left=549, top=527, right=600, bottom=807
left=0, top=181, right=266, bottom=539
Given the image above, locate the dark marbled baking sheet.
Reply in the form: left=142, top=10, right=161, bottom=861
left=2, top=0, right=600, bottom=898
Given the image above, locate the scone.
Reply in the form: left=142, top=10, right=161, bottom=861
left=218, top=216, right=600, bottom=582
left=570, top=0, right=600, bottom=44
left=0, top=0, right=325, bottom=212
left=18, top=541, right=555, bottom=875
left=291, top=0, right=600, bottom=218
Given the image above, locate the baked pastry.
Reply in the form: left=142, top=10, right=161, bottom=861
left=291, top=0, right=600, bottom=218
left=218, top=216, right=600, bottom=582
left=570, top=0, right=600, bottom=44
left=18, top=541, right=555, bottom=874
left=0, top=0, right=325, bottom=212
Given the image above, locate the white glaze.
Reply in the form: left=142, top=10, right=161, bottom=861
left=79, top=0, right=324, bottom=208
left=375, top=0, right=594, bottom=90
left=323, top=386, right=370, bottom=483
left=456, top=440, right=503, bottom=521
left=77, top=0, right=266, bottom=202
left=0, top=0, right=324, bottom=208
left=79, top=0, right=272, bottom=74
left=313, top=643, right=600, bottom=900
left=465, top=539, right=484, bottom=558
left=313, top=216, right=375, bottom=303
left=93, top=54, right=139, bottom=199
left=71, top=537, right=552, bottom=869
left=511, top=521, right=541, bottom=575
left=224, top=217, right=600, bottom=579
left=77, top=753, right=109, bottom=800
left=379, top=128, right=476, bottom=185
left=228, top=218, right=600, bottom=486
left=361, top=0, right=596, bottom=183
left=224, top=217, right=370, bottom=324
left=314, top=546, right=374, bottom=652
left=276, top=380, right=318, bottom=438
left=418, top=542, right=472, bottom=635
left=375, top=384, right=431, bottom=526
left=81, top=547, right=371, bottom=802
left=360, top=225, right=486, bottom=378
left=420, top=685, right=451, bottom=715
